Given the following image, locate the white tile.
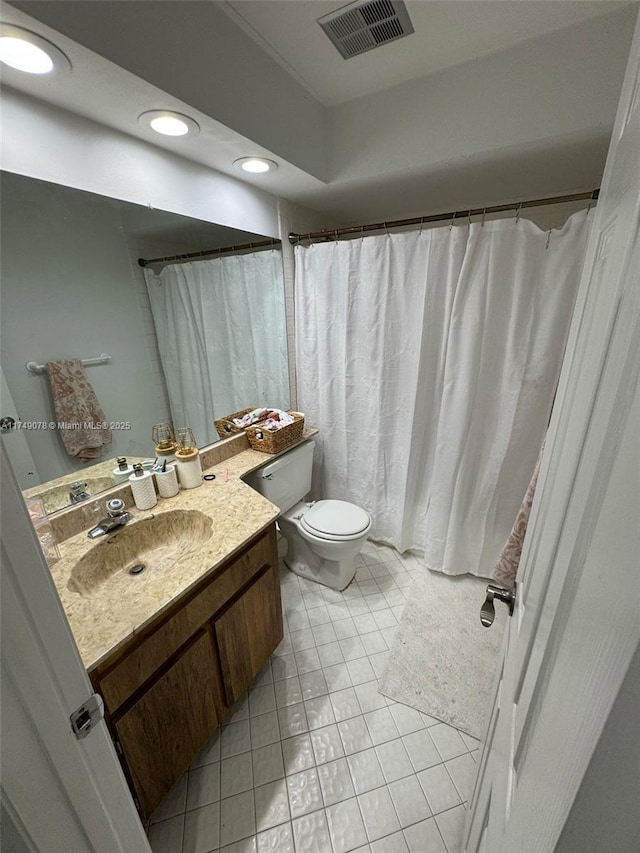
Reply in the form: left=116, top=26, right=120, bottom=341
left=310, top=723, right=346, bottom=765
left=220, top=721, right=251, bottom=758
left=307, top=605, right=332, bottom=626
left=150, top=774, right=187, bottom=824
left=445, top=753, right=477, bottom=802
left=358, top=786, right=401, bottom=842
left=337, top=716, right=374, bottom=755
left=278, top=702, right=309, bottom=738
left=282, top=733, right=316, bottom=775
left=346, top=748, right=386, bottom=795
left=286, top=767, right=323, bottom=818
left=403, top=817, right=448, bottom=853
left=354, top=681, right=388, bottom=713
left=389, top=775, right=432, bottom=828
left=182, top=803, right=219, bottom=853
left=252, top=742, right=285, bottom=787
left=257, top=821, right=294, bottom=853
left=305, top=696, right=336, bottom=730
left=339, top=637, right=368, bottom=661
left=388, top=703, right=425, bottom=736
left=271, top=653, right=298, bottom=681
left=361, top=631, right=389, bottom=655
left=322, top=662, right=353, bottom=692
left=253, top=661, right=274, bottom=688
left=353, top=613, right=379, bottom=635
left=291, top=809, right=333, bottom=853
left=428, top=724, right=468, bottom=762
left=434, top=804, right=467, bottom=853
left=329, top=687, right=362, bottom=722
left=375, top=739, right=414, bottom=783
left=373, top=610, right=398, bottom=629
left=364, top=708, right=400, bottom=745
left=254, top=778, right=290, bottom=832
left=371, top=831, right=409, bottom=853
left=249, top=683, right=277, bottom=717
left=325, top=797, right=369, bottom=853
left=250, top=711, right=281, bottom=749
left=190, top=731, right=221, bottom=769
left=187, top=763, right=220, bottom=810
left=317, top=642, right=345, bottom=667
left=220, top=838, right=257, bottom=853
left=369, top=651, right=390, bottom=678
left=290, top=628, right=316, bottom=652
left=460, top=732, right=481, bottom=753
left=312, top=622, right=339, bottom=646
left=294, top=648, right=322, bottom=674
left=275, top=676, right=304, bottom=708
left=148, top=815, right=184, bottom=853
left=347, top=599, right=372, bottom=616
left=417, top=765, right=462, bottom=815
left=220, top=791, right=256, bottom=847
left=223, top=696, right=249, bottom=725
left=287, top=610, right=311, bottom=632
left=317, top=757, right=356, bottom=806
left=346, top=658, right=376, bottom=685
left=300, top=670, right=329, bottom=701
left=333, top=617, right=359, bottom=639
left=221, top=752, right=253, bottom=797
left=402, top=729, right=442, bottom=772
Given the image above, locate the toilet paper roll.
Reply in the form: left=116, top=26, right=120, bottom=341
left=129, top=470, right=158, bottom=510
left=156, top=464, right=179, bottom=498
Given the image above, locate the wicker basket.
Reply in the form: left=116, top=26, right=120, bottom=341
left=214, top=407, right=255, bottom=439
left=246, top=412, right=305, bottom=454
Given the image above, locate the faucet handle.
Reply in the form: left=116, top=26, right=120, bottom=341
left=106, top=498, right=126, bottom=517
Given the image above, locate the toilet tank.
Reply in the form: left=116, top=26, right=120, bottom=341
left=244, top=440, right=314, bottom=512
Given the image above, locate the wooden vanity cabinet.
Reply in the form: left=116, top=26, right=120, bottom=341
left=89, top=524, right=282, bottom=819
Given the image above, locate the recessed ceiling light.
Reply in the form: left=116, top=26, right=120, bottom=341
left=0, top=24, right=70, bottom=75
left=233, top=157, right=278, bottom=174
left=138, top=110, right=199, bottom=137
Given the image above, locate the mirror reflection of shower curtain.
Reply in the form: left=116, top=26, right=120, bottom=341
left=145, top=249, right=289, bottom=447
left=295, top=213, right=590, bottom=578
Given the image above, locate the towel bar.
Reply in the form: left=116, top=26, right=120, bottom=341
left=25, top=353, right=112, bottom=374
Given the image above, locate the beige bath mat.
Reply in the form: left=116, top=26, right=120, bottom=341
left=379, top=567, right=506, bottom=739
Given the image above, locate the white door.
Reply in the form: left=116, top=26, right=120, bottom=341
left=465, top=10, right=640, bottom=853
left=0, top=366, right=40, bottom=489
left=0, top=443, right=152, bottom=853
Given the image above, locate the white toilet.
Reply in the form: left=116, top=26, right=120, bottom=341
left=245, top=440, right=372, bottom=590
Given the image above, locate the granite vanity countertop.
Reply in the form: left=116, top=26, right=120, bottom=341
left=51, top=431, right=317, bottom=671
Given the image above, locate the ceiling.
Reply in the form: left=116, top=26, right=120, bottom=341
left=223, top=0, right=630, bottom=105
left=2, top=0, right=638, bottom=224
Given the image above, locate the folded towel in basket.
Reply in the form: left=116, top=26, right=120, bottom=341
left=45, top=359, right=112, bottom=460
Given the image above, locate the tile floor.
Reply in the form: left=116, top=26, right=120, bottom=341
left=147, top=541, right=480, bottom=853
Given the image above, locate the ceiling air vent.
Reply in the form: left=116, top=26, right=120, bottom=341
left=318, top=0, right=414, bottom=60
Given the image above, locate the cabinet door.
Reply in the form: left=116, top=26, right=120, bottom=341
left=214, top=563, right=284, bottom=707
left=114, top=630, right=220, bottom=818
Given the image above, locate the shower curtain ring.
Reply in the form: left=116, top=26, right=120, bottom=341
left=449, top=212, right=455, bottom=231
left=515, top=203, right=522, bottom=225
left=545, top=229, right=552, bottom=250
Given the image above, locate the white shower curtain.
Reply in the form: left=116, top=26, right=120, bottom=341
left=145, top=249, right=289, bottom=448
left=295, top=213, right=589, bottom=577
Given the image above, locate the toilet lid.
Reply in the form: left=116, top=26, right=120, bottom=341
left=301, top=500, right=370, bottom=538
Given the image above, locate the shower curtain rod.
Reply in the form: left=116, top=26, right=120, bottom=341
left=137, top=237, right=281, bottom=268
left=288, top=189, right=600, bottom=245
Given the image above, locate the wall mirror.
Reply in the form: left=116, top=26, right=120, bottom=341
left=0, top=171, right=290, bottom=514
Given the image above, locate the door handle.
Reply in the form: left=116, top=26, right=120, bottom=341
left=480, top=582, right=516, bottom=627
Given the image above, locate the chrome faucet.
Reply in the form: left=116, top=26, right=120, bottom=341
left=87, top=498, right=132, bottom=539
left=70, top=481, right=90, bottom=504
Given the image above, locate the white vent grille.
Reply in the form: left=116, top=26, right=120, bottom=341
left=318, top=0, right=414, bottom=59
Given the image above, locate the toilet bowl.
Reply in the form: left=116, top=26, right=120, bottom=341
left=243, top=440, right=372, bottom=591
left=279, top=499, right=372, bottom=590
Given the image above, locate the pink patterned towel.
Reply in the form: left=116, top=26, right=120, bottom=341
left=493, top=445, right=543, bottom=589
left=45, top=359, right=112, bottom=460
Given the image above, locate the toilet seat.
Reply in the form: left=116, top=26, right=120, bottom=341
left=299, top=499, right=371, bottom=542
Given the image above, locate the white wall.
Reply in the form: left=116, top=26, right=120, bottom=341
left=1, top=89, right=281, bottom=239
left=0, top=173, right=171, bottom=482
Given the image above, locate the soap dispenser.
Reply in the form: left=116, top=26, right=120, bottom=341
left=113, top=456, right=134, bottom=484
left=129, top=462, right=158, bottom=510
left=174, top=427, right=202, bottom=489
